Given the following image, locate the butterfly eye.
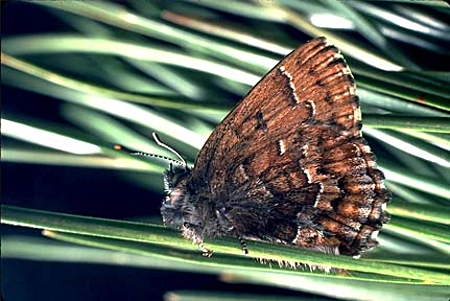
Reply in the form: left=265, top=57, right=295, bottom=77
left=166, top=188, right=185, bottom=207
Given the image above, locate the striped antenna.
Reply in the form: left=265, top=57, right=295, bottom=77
left=114, top=133, right=186, bottom=168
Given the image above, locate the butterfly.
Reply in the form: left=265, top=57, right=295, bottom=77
left=159, top=37, right=390, bottom=258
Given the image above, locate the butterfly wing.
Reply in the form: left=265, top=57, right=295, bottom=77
left=190, top=37, right=389, bottom=256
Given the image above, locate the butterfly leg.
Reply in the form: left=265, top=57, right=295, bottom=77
left=215, top=208, right=249, bottom=254
left=199, top=242, right=213, bottom=257
left=181, top=223, right=214, bottom=257
left=237, top=235, right=249, bottom=254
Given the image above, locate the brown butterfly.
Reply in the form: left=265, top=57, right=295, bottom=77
left=160, top=37, right=390, bottom=258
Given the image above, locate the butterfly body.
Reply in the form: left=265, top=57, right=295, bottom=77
left=161, top=37, right=390, bottom=258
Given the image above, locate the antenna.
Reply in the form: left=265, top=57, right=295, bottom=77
left=151, top=133, right=187, bottom=167
left=114, top=137, right=187, bottom=168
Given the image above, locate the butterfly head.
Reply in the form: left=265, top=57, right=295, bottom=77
left=161, top=164, right=200, bottom=229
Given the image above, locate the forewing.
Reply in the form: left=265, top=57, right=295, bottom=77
left=191, top=37, right=389, bottom=255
